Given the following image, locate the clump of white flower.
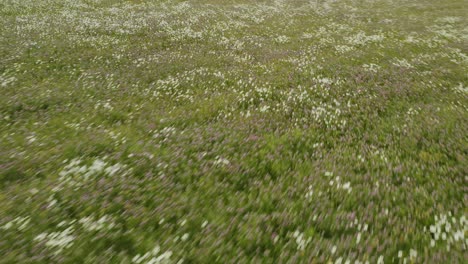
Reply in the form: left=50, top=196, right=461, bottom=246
left=302, top=32, right=314, bottom=39
left=94, top=99, right=114, bottom=111
left=275, top=35, right=290, bottom=44
left=292, top=230, right=311, bottom=251
left=345, top=31, right=384, bottom=46
left=314, top=76, right=334, bottom=86
left=362, top=63, right=381, bottom=73
left=427, top=213, right=467, bottom=250
left=79, top=215, right=115, bottom=232
left=0, top=70, right=17, bottom=87
left=132, top=246, right=174, bottom=264
left=57, top=158, right=128, bottom=189
left=392, top=58, right=414, bottom=69
left=305, top=185, right=314, bottom=200
left=34, top=227, right=75, bottom=255
left=259, top=105, right=270, bottom=112
left=26, top=134, right=37, bottom=144
left=214, top=156, right=230, bottom=166
left=325, top=172, right=352, bottom=193
left=394, top=248, right=418, bottom=263
left=153, top=126, right=177, bottom=140
left=1, top=216, right=30, bottom=231
left=341, top=182, right=352, bottom=192
left=334, top=45, right=354, bottom=54
left=453, top=83, right=467, bottom=94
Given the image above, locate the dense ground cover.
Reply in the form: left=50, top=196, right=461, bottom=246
left=0, top=0, right=467, bottom=263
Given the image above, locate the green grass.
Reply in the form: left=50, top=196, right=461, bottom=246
left=0, top=0, right=467, bottom=263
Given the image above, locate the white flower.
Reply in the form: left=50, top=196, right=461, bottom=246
left=79, top=215, right=115, bottom=232
left=275, top=35, right=290, bottom=44
left=35, top=227, right=75, bottom=255
left=259, top=105, right=270, bottom=112
left=132, top=245, right=172, bottom=264
left=342, top=182, right=352, bottom=192
left=1, top=216, right=30, bottom=231
left=292, top=230, right=310, bottom=250
left=305, top=186, right=314, bottom=199
left=377, top=255, right=384, bottom=264
left=214, top=157, right=230, bottom=166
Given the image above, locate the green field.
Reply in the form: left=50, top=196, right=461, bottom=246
left=0, top=0, right=467, bottom=263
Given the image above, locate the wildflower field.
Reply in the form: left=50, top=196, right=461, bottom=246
left=0, top=0, right=467, bottom=263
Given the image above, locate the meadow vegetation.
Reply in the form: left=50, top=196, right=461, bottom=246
left=0, top=0, right=467, bottom=263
